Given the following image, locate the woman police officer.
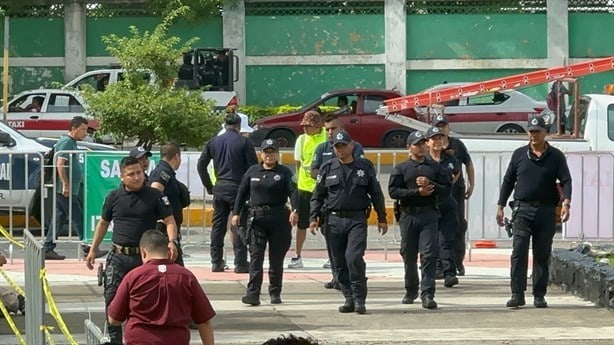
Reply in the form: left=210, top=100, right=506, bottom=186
left=425, top=126, right=460, bottom=288
left=231, top=139, right=299, bottom=306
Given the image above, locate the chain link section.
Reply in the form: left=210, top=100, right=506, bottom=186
left=406, top=0, right=547, bottom=14
left=245, top=1, right=383, bottom=16
left=568, top=0, right=614, bottom=13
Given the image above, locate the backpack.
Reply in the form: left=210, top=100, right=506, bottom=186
left=546, top=90, right=557, bottom=111
left=177, top=181, right=191, bottom=208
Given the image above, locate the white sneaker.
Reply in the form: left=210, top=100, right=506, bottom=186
left=322, top=260, right=331, bottom=269
left=288, top=256, right=304, bottom=269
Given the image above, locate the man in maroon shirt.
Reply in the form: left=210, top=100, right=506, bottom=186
left=108, top=230, right=216, bottom=345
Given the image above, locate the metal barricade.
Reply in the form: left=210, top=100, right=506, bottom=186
left=24, top=229, right=45, bottom=345
left=84, top=319, right=110, bottom=345
left=465, top=150, right=614, bottom=245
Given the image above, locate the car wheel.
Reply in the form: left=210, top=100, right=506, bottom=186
left=267, top=129, right=296, bottom=148
left=497, top=124, right=525, bottom=134
left=383, top=130, right=410, bottom=148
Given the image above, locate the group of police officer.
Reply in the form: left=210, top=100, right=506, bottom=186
left=85, top=110, right=571, bottom=343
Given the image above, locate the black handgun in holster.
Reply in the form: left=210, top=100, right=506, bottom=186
left=503, top=201, right=519, bottom=238
left=236, top=203, right=253, bottom=246
left=97, top=263, right=105, bottom=287
left=393, top=200, right=401, bottom=222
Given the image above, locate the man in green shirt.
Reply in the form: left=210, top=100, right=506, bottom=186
left=288, top=111, right=326, bottom=269
left=44, top=116, right=89, bottom=260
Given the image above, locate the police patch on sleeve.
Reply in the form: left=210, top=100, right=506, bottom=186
left=291, top=174, right=297, bottom=183
left=160, top=171, right=171, bottom=182
left=161, top=196, right=170, bottom=206
left=316, top=174, right=322, bottom=183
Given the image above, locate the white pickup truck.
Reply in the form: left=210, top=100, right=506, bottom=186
left=385, top=93, right=613, bottom=153
left=459, top=94, right=613, bottom=153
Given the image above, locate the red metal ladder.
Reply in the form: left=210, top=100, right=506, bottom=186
left=380, top=56, right=614, bottom=114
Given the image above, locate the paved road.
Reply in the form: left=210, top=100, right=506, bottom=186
left=1, top=236, right=612, bottom=345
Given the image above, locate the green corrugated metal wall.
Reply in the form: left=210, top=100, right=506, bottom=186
left=1, top=11, right=613, bottom=104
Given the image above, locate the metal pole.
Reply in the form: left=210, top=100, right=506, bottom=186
left=2, top=16, right=9, bottom=122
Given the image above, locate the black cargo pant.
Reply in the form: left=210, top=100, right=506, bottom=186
left=211, top=181, right=248, bottom=267
left=246, top=207, right=292, bottom=298
left=438, top=196, right=458, bottom=277
left=510, top=202, right=556, bottom=297
left=320, top=212, right=338, bottom=283
left=399, top=206, right=439, bottom=298
left=328, top=212, right=368, bottom=303
left=452, top=184, right=467, bottom=268
left=104, top=250, right=143, bottom=344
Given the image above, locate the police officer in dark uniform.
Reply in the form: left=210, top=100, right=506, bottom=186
left=129, top=146, right=152, bottom=183
left=497, top=116, right=571, bottom=309
left=425, top=126, right=460, bottom=288
left=149, top=142, right=186, bottom=266
left=231, top=139, right=299, bottom=306
left=198, top=113, right=258, bottom=273
left=85, top=156, right=178, bottom=344
left=388, top=131, right=451, bottom=310
left=310, top=114, right=365, bottom=290
left=310, top=130, right=388, bottom=315
left=433, top=115, right=475, bottom=276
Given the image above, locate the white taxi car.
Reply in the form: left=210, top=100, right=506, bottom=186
left=6, top=89, right=100, bottom=138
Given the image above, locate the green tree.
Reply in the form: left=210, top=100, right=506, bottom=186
left=83, top=6, right=220, bottom=148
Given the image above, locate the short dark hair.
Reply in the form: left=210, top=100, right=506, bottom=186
left=139, top=229, right=169, bottom=254
left=120, top=156, right=141, bottom=172
left=70, top=116, right=88, bottom=130
left=160, top=141, right=180, bottom=160
left=225, top=113, right=241, bottom=126
left=262, top=335, right=319, bottom=345
left=323, top=114, right=339, bottom=123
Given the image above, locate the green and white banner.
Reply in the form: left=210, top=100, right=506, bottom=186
left=83, top=152, right=158, bottom=242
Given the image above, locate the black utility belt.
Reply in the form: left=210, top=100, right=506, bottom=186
left=401, top=205, right=436, bottom=214
left=111, top=244, right=140, bottom=256
left=251, top=205, right=288, bottom=215
left=514, top=200, right=553, bottom=208
left=329, top=210, right=366, bottom=218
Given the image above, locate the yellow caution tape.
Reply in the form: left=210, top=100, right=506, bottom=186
left=42, top=325, right=57, bottom=345
left=40, top=268, right=78, bottom=345
left=0, top=224, right=25, bottom=249
left=0, top=268, right=26, bottom=297
left=0, top=294, right=26, bottom=345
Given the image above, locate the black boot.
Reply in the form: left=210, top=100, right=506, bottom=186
left=444, top=274, right=459, bottom=288
left=421, top=295, right=438, bottom=309
left=533, top=296, right=548, bottom=308
left=338, top=298, right=355, bottom=313
left=354, top=300, right=366, bottom=314
left=506, top=293, right=526, bottom=308
left=402, top=291, right=418, bottom=304
left=241, top=294, right=261, bottom=306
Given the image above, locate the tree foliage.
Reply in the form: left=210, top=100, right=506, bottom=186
left=83, top=6, right=220, bottom=149
left=0, top=0, right=234, bottom=19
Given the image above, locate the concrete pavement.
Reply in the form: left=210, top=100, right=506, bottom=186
left=0, top=229, right=613, bottom=345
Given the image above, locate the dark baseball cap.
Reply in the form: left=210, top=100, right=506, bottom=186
left=407, top=131, right=427, bottom=145
left=331, top=130, right=352, bottom=146
left=129, top=146, right=152, bottom=159
left=527, top=116, right=547, bottom=131
left=260, top=138, right=278, bottom=151
left=431, top=114, right=449, bottom=126
left=425, top=126, right=445, bottom=139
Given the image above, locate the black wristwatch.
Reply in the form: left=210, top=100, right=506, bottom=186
left=169, top=239, right=180, bottom=247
